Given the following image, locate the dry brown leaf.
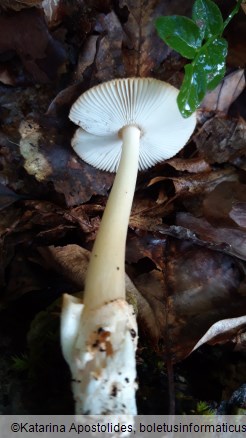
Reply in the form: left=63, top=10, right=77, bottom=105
left=93, top=11, right=126, bottom=81
left=120, top=0, right=169, bottom=77
left=0, top=184, right=25, bottom=211
left=176, top=212, right=246, bottom=261
left=75, top=36, right=99, bottom=80
left=126, top=233, right=165, bottom=269
left=194, top=116, right=246, bottom=165
left=0, top=65, right=15, bottom=86
left=133, top=238, right=246, bottom=362
left=129, top=192, right=171, bottom=231
left=165, top=157, right=211, bottom=174
left=0, top=0, right=42, bottom=11
left=201, top=69, right=245, bottom=114
left=0, top=8, right=66, bottom=83
left=38, top=245, right=90, bottom=290
left=192, top=316, right=246, bottom=351
left=37, top=244, right=148, bottom=316
left=203, top=181, right=246, bottom=228
left=229, top=202, right=246, bottom=228
left=148, top=168, right=238, bottom=197
left=19, top=117, right=114, bottom=207
left=120, top=0, right=192, bottom=77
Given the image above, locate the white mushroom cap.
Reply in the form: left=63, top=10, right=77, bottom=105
left=69, top=78, right=196, bottom=172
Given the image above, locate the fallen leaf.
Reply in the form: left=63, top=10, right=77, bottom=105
left=194, top=116, right=246, bottom=165
left=0, top=8, right=67, bottom=83
left=129, top=192, right=170, bottom=231
left=37, top=244, right=148, bottom=317
left=93, top=11, right=126, bottom=81
left=120, top=0, right=192, bottom=77
left=0, top=184, right=26, bottom=211
left=19, top=117, right=114, bottom=207
left=201, top=69, right=245, bottom=114
left=0, top=0, right=42, bottom=11
left=192, top=316, right=246, bottom=351
left=0, top=65, right=15, bottom=86
left=133, top=238, right=246, bottom=361
left=126, top=233, right=165, bottom=269
left=75, top=36, right=99, bottom=81
left=176, top=212, right=246, bottom=261
left=148, top=168, right=238, bottom=197
left=229, top=202, right=246, bottom=228
left=165, top=157, right=211, bottom=174
left=37, top=245, right=90, bottom=289
left=203, top=181, right=246, bottom=228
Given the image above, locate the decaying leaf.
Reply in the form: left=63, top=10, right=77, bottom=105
left=229, top=202, right=246, bottom=228
left=120, top=0, right=192, bottom=77
left=201, top=69, right=245, bottom=114
left=19, top=117, right=114, bottom=206
left=0, top=184, right=26, bottom=211
left=93, top=11, right=126, bottom=81
left=176, top=212, right=246, bottom=261
left=194, top=116, right=246, bottom=165
left=0, top=8, right=66, bottom=83
left=37, top=244, right=148, bottom=316
left=134, top=238, right=246, bottom=361
left=192, top=316, right=246, bottom=352
left=0, top=0, right=42, bottom=11
left=148, top=167, right=239, bottom=198
left=165, top=157, right=211, bottom=174
left=37, top=245, right=90, bottom=290
left=203, top=181, right=246, bottom=227
left=0, top=65, right=16, bottom=86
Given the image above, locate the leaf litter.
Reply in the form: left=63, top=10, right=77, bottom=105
left=0, top=0, right=245, bottom=414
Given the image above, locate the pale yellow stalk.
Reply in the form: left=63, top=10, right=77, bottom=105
left=83, top=125, right=141, bottom=310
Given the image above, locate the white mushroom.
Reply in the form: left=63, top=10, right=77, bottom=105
left=61, top=78, right=196, bottom=416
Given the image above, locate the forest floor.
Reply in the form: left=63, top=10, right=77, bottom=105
left=0, top=0, right=246, bottom=415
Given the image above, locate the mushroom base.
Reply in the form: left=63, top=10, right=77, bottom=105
left=61, top=296, right=138, bottom=415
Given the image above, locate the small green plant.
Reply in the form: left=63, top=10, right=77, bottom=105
left=196, top=400, right=216, bottom=415
left=155, top=0, right=244, bottom=117
left=11, top=353, right=29, bottom=373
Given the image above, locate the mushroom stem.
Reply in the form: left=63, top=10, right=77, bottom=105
left=83, top=125, right=141, bottom=311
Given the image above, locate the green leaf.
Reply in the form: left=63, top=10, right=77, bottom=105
left=177, top=36, right=228, bottom=116
left=177, top=63, right=207, bottom=117
left=195, top=37, right=228, bottom=90
left=155, top=16, right=203, bottom=59
left=192, top=0, right=223, bottom=39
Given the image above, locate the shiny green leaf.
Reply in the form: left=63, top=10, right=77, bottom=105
left=192, top=0, right=223, bottom=39
left=195, top=37, right=228, bottom=90
left=155, top=16, right=203, bottom=59
left=177, top=63, right=207, bottom=117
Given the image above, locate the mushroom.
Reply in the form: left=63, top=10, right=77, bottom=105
left=60, top=78, right=196, bottom=416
